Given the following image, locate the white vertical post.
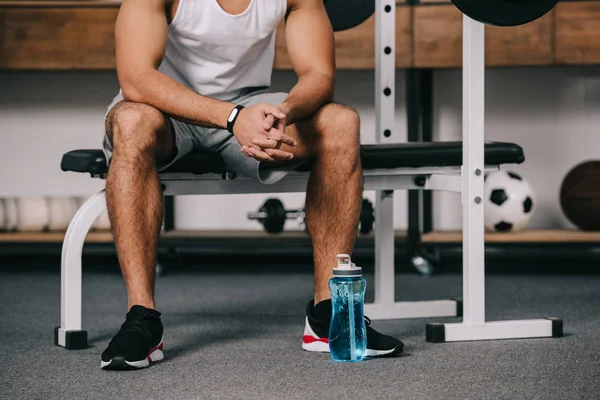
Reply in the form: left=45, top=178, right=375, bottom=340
left=373, top=0, right=396, bottom=305
left=462, top=15, right=486, bottom=325
left=374, top=190, right=395, bottom=304
left=375, top=0, right=396, bottom=141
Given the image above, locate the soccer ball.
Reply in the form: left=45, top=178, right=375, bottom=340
left=484, top=170, right=535, bottom=232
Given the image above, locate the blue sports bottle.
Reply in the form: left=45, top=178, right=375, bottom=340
left=328, top=254, right=367, bottom=362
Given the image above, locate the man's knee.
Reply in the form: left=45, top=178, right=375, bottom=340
left=317, top=104, right=361, bottom=159
left=106, top=101, right=166, bottom=155
left=322, top=103, right=360, bottom=132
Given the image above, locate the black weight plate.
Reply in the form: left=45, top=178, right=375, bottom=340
left=324, top=0, right=375, bottom=32
left=451, top=0, right=558, bottom=27
left=262, top=198, right=286, bottom=234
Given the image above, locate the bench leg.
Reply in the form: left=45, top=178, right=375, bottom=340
left=425, top=16, right=561, bottom=342
left=55, top=190, right=107, bottom=349
left=365, top=190, right=461, bottom=320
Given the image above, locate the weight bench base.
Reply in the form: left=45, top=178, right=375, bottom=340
left=364, top=299, right=461, bottom=320
left=54, top=326, right=88, bottom=349
left=425, top=318, right=564, bottom=343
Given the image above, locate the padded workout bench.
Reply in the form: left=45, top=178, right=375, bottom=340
left=57, top=141, right=523, bottom=349
left=55, top=6, right=562, bottom=349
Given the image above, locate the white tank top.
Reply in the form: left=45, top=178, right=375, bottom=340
left=159, top=0, right=288, bottom=101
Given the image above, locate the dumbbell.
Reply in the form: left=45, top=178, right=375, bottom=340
left=248, top=198, right=376, bottom=235
left=247, top=198, right=304, bottom=234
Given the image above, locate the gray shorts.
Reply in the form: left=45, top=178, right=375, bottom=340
left=103, top=88, right=304, bottom=185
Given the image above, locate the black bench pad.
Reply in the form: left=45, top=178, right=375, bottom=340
left=61, top=141, right=524, bottom=176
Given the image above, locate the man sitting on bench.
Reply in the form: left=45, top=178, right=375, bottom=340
left=100, top=0, right=404, bottom=370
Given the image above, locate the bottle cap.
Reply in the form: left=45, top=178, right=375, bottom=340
left=333, top=254, right=362, bottom=277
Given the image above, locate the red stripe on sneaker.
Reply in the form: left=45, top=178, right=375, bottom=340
left=155, top=343, right=164, bottom=351
left=146, top=342, right=163, bottom=362
left=148, top=343, right=163, bottom=354
left=303, top=335, right=328, bottom=344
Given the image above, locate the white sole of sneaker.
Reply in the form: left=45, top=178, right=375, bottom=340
left=302, top=339, right=329, bottom=353
left=302, top=318, right=401, bottom=357
left=302, top=317, right=330, bottom=353
left=364, top=348, right=397, bottom=357
left=303, top=340, right=399, bottom=357
left=100, top=342, right=164, bottom=370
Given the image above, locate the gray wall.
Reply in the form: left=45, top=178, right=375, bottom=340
left=1, top=67, right=599, bottom=231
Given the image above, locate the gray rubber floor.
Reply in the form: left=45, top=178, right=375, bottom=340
left=1, top=265, right=599, bottom=400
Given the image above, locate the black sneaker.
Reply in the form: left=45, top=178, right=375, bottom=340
left=101, top=305, right=164, bottom=370
left=302, top=299, right=404, bottom=357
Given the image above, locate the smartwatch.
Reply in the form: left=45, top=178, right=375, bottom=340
left=227, top=105, right=245, bottom=134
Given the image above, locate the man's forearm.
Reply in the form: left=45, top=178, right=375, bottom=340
left=279, top=72, right=334, bottom=125
left=122, top=69, right=235, bottom=129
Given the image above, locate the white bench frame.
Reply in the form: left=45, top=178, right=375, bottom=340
left=55, top=4, right=561, bottom=348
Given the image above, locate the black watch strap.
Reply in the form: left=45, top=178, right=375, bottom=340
left=227, top=105, right=245, bottom=134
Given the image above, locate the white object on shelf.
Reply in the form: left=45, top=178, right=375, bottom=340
left=4, top=198, right=19, bottom=231
left=75, top=196, right=106, bottom=230
left=15, top=197, right=50, bottom=231
left=47, top=197, right=80, bottom=231
left=93, top=210, right=111, bottom=230
left=77, top=196, right=111, bottom=230
left=0, top=199, right=5, bottom=230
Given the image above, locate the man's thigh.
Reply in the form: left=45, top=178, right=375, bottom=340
left=279, top=102, right=358, bottom=160
left=102, top=96, right=195, bottom=171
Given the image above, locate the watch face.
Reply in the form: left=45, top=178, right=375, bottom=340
left=228, top=109, right=239, bottom=122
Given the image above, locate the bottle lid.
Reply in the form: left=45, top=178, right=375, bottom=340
left=333, top=254, right=362, bottom=277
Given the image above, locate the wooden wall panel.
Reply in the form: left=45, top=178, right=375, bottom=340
left=330, top=15, right=377, bottom=70
left=395, top=5, right=413, bottom=68
left=555, top=1, right=600, bottom=65
left=486, top=11, right=554, bottom=67
left=1, top=7, right=118, bottom=70
left=3, top=2, right=600, bottom=70
left=0, top=1, right=121, bottom=7
left=275, top=7, right=412, bottom=70
left=414, top=5, right=554, bottom=68
left=0, top=9, right=4, bottom=68
left=413, top=5, right=462, bottom=68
